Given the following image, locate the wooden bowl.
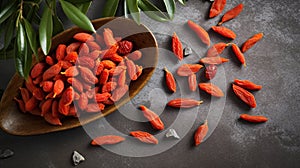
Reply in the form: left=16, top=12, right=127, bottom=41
left=0, top=17, right=158, bottom=136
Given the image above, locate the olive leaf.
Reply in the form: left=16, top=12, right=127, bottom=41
left=164, top=0, right=176, bottom=20
left=103, top=0, right=120, bottom=17
left=4, top=18, right=15, bottom=50
left=65, top=0, right=92, bottom=3
left=39, top=5, right=53, bottom=55
left=16, top=22, right=29, bottom=78
left=177, top=0, right=186, bottom=5
left=138, top=0, right=169, bottom=22
left=76, top=1, right=92, bottom=14
left=59, top=0, right=95, bottom=32
left=23, top=18, right=38, bottom=61
left=52, top=15, right=64, bottom=36
left=127, top=0, right=140, bottom=24
left=0, top=1, right=17, bottom=24
left=124, top=0, right=128, bottom=18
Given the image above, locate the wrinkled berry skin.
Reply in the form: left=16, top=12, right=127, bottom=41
left=205, top=64, right=217, bottom=80
left=117, top=40, right=133, bottom=55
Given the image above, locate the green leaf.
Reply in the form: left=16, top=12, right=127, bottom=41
left=124, top=0, right=128, bottom=18
left=178, top=0, right=186, bottom=5
left=0, top=1, right=17, bottom=24
left=60, top=0, right=95, bottom=32
left=65, top=0, right=91, bottom=4
left=52, top=15, right=64, bottom=36
left=138, top=0, right=169, bottom=22
left=76, top=1, right=92, bottom=14
left=39, top=5, right=53, bottom=55
left=127, top=0, right=140, bottom=24
left=16, top=22, right=28, bottom=78
left=163, top=0, right=176, bottom=20
left=4, top=18, right=15, bottom=50
left=23, top=18, right=38, bottom=60
left=0, top=48, right=15, bottom=60
left=24, top=40, right=33, bottom=79
left=103, top=0, right=119, bottom=17
left=31, top=7, right=41, bottom=24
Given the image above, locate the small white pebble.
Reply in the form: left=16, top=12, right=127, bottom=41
left=166, top=129, right=180, bottom=139
left=72, top=151, right=85, bottom=166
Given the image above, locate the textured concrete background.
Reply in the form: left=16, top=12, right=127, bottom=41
left=0, top=0, right=299, bottom=167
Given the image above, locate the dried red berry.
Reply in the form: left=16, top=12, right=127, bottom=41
left=205, top=64, right=217, bottom=80
left=117, top=40, right=133, bottom=55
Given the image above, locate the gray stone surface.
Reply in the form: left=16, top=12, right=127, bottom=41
left=0, top=0, right=299, bottom=167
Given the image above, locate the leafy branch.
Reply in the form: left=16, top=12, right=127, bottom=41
left=103, top=0, right=186, bottom=24
left=0, top=0, right=94, bottom=79
left=0, top=0, right=187, bottom=79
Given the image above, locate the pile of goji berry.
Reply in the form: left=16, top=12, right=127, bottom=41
left=14, top=28, right=143, bottom=125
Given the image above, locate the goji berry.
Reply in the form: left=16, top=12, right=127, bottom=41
left=205, top=64, right=217, bottom=80
left=44, top=112, right=62, bottom=126
left=218, top=3, right=244, bottom=25
left=188, top=73, right=197, bottom=92
left=139, top=105, right=164, bottom=130
left=14, top=97, right=26, bottom=113
left=78, top=43, right=89, bottom=56
left=127, top=50, right=142, bottom=61
left=30, top=63, right=46, bottom=79
left=176, top=64, right=203, bottom=76
left=125, top=58, right=137, bottom=80
left=130, top=131, right=158, bottom=144
left=167, top=98, right=203, bottom=108
left=91, top=135, right=125, bottom=146
left=194, top=120, right=208, bottom=146
left=78, top=92, right=88, bottom=110
left=199, top=56, right=229, bottom=65
left=231, top=43, right=246, bottom=66
left=172, top=32, right=183, bottom=60
left=234, top=79, right=262, bottom=90
left=73, top=32, right=94, bottom=42
left=25, top=96, right=38, bottom=112
left=206, top=42, right=228, bottom=57
left=41, top=81, right=54, bottom=93
left=110, top=85, right=128, bottom=102
left=211, top=26, right=236, bottom=39
left=53, top=79, right=64, bottom=98
left=198, top=83, right=224, bottom=97
left=99, top=69, right=109, bottom=85
left=241, top=33, right=264, bottom=53
left=187, top=20, right=210, bottom=46
left=164, top=67, right=176, bottom=93
left=240, top=114, right=268, bottom=123
left=117, top=40, right=133, bottom=55
left=232, top=84, right=256, bottom=108
left=103, top=28, right=117, bottom=47
left=86, top=41, right=101, bottom=51
left=56, top=44, right=66, bottom=61
left=42, top=63, right=62, bottom=81
left=66, top=42, right=81, bottom=54
left=102, top=82, right=117, bottom=93
left=209, top=0, right=227, bottom=18
left=32, top=88, right=45, bottom=100
left=45, top=55, right=55, bottom=65
left=78, top=66, right=98, bottom=84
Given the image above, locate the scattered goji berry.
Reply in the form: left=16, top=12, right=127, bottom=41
left=130, top=131, right=158, bottom=144
left=167, top=98, right=203, bottom=108
left=139, top=105, right=164, bottom=130
left=199, top=83, right=224, bottom=97
left=194, top=120, right=208, bottom=146
left=187, top=20, right=210, bottom=46
left=172, top=32, right=183, bottom=60
left=91, top=135, right=125, bottom=146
